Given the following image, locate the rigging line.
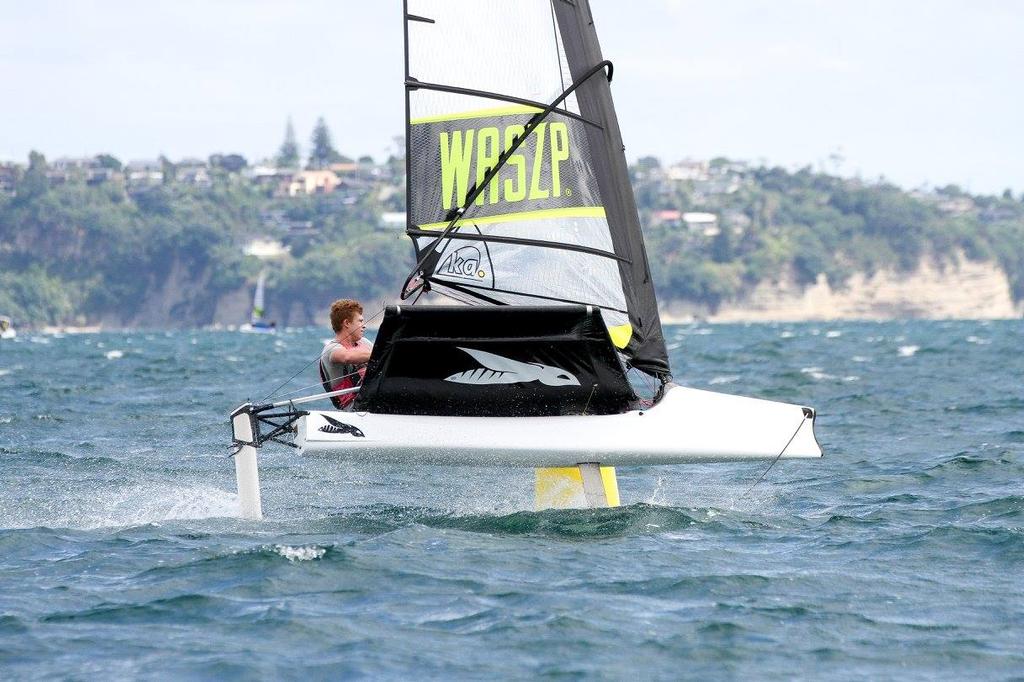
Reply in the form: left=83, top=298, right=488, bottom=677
left=268, top=365, right=367, bottom=401
left=473, top=224, right=496, bottom=290
left=736, top=416, right=808, bottom=502
left=400, top=59, right=614, bottom=299
left=549, top=0, right=567, bottom=94
left=260, top=306, right=384, bottom=402
left=631, top=365, right=658, bottom=398
left=580, top=383, right=598, bottom=416
left=431, top=280, right=505, bottom=306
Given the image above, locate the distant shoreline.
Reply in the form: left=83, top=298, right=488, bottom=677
left=12, top=256, right=1022, bottom=333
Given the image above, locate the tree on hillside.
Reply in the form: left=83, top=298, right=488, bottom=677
left=307, top=117, right=342, bottom=170
left=17, top=151, right=48, bottom=200
left=210, top=153, right=248, bottom=173
left=276, top=118, right=300, bottom=169
left=159, top=155, right=176, bottom=185
left=94, top=154, right=123, bottom=171
left=635, top=156, right=661, bottom=174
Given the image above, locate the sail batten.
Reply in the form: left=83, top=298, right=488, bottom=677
left=403, top=0, right=670, bottom=377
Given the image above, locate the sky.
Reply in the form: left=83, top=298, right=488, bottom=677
left=1, top=0, right=1020, bottom=195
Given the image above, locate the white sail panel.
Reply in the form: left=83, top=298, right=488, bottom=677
left=407, top=0, right=579, bottom=121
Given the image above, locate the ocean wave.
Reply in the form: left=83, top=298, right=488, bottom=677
left=267, top=498, right=714, bottom=539
left=595, top=573, right=771, bottom=597
left=926, top=452, right=1019, bottom=473
left=950, top=496, right=1024, bottom=521
left=274, top=544, right=327, bottom=561
left=324, top=503, right=704, bottom=540
left=943, top=398, right=1024, bottom=414
left=41, top=594, right=223, bottom=625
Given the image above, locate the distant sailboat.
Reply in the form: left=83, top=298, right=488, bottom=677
left=0, top=316, right=15, bottom=340
left=239, top=271, right=276, bottom=334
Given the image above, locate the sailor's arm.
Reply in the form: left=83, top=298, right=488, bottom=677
left=329, top=340, right=372, bottom=365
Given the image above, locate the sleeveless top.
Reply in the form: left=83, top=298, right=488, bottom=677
left=320, top=340, right=368, bottom=409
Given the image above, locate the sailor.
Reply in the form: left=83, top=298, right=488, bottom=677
left=320, top=299, right=372, bottom=409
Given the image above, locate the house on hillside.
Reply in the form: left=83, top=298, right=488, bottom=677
left=0, top=164, right=19, bottom=195
left=682, top=211, right=719, bottom=236
left=666, top=159, right=709, bottom=182
left=243, top=237, right=289, bottom=259
left=378, top=212, right=407, bottom=231
left=287, top=170, right=340, bottom=196
left=937, top=196, right=975, bottom=216
left=329, top=162, right=358, bottom=175
left=46, top=157, right=123, bottom=186
left=649, top=209, right=682, bottom=227
left=126, top=160, right=164, bottom=187
left=177, top=158, right=211, bottom=187
left=249, top=165, right=291, bottom=189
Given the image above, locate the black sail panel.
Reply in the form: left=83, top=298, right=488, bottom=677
left=552, top=0, right=670, bottom=376
left=403, top=0, right=670, bottom=378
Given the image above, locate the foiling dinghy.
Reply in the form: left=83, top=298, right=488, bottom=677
left=229, top=0, right=822, bottom=519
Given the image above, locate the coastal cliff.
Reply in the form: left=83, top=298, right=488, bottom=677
left=663, top=255, right=1021, bottom=323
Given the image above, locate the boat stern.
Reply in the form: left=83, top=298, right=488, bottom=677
left=788, top=406, right=824, bottom=459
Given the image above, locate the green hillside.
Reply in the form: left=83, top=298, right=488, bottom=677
left=1, top=151, right=1022, bottom=327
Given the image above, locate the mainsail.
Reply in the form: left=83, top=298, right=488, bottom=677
left=251, top=271, right=266, bottom=325
left=402, top=0, right=670, bottom=377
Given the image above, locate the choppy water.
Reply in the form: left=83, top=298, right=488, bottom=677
left=1, top=321, right=1022, bottom=679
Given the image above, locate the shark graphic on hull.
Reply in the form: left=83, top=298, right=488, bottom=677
left=319, top=415, right=365, bottom=437
left=445, top=347, right=580, bottom=387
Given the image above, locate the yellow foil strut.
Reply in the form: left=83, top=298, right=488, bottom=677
left=535, top=465, right=620, bottom=509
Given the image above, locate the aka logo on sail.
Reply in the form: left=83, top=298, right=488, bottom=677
left=439, top=121, right=571, bottom=210
left=439, top=245, right=487, bottom=281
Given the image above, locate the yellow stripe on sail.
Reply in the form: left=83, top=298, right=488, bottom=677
left=607, top=323, right=632, bottom=349
left=410, top=105, right=543, bottom=125
left=417, top=206, right=606, bottom=231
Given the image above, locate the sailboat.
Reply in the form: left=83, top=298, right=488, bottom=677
left=239, top=271, right=276, bottom=334
left=0, top=316, right=14, bottom=340
left=229, top=0, right=821, bottom=519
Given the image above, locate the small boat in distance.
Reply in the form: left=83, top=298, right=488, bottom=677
left=239, top=271, right=276, bottom=334
left=0, top=316, right=15, bottom=340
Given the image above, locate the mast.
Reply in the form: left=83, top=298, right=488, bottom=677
left=551, top=0, right=669, bottom=376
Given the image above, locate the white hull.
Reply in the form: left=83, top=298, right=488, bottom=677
left=295, top=384, right=822, bottom=467
left=238, top=324, right=276, bottom=334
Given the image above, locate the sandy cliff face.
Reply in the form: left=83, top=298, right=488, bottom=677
left=662, top=256, right=1022, bottom=322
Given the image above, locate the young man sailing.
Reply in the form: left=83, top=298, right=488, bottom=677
left=320, top=299, right=372, bottom=409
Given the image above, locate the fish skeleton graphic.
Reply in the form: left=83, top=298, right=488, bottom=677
left=445, top=347, right=580, bottom=386
left=319, top=414, right=365, bottom=437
